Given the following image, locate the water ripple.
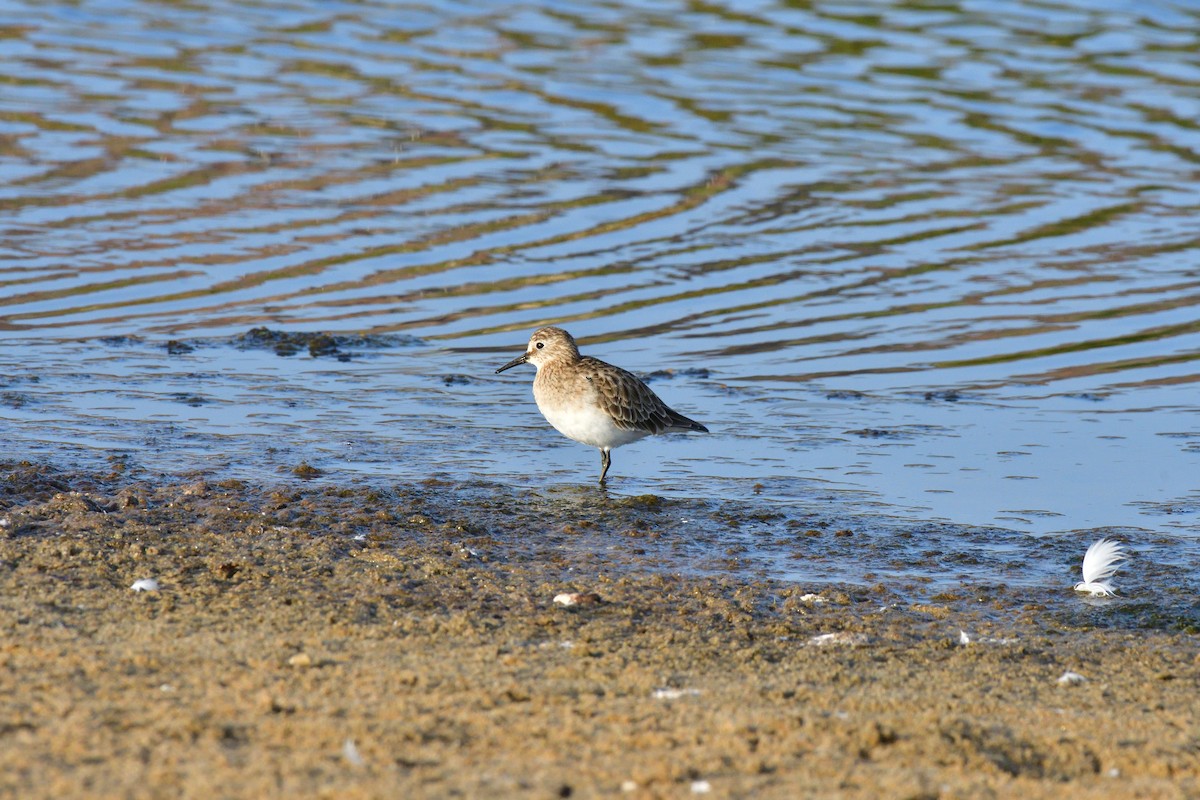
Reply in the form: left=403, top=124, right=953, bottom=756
left=1, top=0, right=1199, bottom=542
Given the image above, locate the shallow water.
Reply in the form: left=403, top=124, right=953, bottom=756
left=2, top=0, right=1199, bottom=597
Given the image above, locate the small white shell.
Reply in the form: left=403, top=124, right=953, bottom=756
left=130, top=578, right=160, bottom=592
left=691, top=780, right=712, bottom=794
left=807, top=631, right=868, bottom=647
left=1057, top=670, right=1087, bottom=685
left=652, top=688, right=700, bottom=700
left=553, top=592, right=600, bottom=607
left=342, top=738, right=364, bottom=767
left=958, top=630, right=971, bottom=645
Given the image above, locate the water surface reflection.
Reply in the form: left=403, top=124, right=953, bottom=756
left=2, top=0, right=1199, bottom=591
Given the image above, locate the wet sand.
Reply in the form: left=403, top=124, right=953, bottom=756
left=1, top=461, right=1196, bottom=798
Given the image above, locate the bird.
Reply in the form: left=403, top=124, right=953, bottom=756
left=1073, top=538, right=1127, bottom=597
left=495, top=326, right=709, bottom=483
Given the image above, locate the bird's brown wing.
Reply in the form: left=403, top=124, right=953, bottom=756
left=581, top=357, right=682, bottom=434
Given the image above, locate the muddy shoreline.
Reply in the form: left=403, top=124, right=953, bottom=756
left=1, top=461, right=1196, bottom=798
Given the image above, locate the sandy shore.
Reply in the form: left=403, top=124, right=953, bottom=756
left=0, top=461, right=1196, bottom=798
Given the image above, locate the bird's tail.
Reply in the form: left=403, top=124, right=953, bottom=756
left=668, top=411, right=709, bottom=433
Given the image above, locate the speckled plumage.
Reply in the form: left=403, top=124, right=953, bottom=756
left=496, top=327, right=708, bottom=483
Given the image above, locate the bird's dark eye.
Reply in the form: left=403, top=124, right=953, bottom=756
left=536, top=342, right=544, bottom=349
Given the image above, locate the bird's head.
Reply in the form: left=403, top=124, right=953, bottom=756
left=496, top=326, right=579, bottom=373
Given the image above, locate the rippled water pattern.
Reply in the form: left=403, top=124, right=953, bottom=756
left=2, top=1, right=1199, bottom=564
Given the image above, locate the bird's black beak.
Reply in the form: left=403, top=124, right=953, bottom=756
left=495, top=353, right=528, bottom=374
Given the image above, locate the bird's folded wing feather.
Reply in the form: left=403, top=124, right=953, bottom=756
left=585, top=359, right=674, bottom=434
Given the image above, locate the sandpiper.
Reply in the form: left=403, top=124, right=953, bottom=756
left=495, top=326, right=709, bottom=483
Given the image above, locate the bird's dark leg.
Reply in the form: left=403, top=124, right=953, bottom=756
left=599, top=448, right=611, bottom=484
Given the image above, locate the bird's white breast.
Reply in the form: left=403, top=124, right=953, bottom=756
left=533, top=372, right=647, bottom=450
